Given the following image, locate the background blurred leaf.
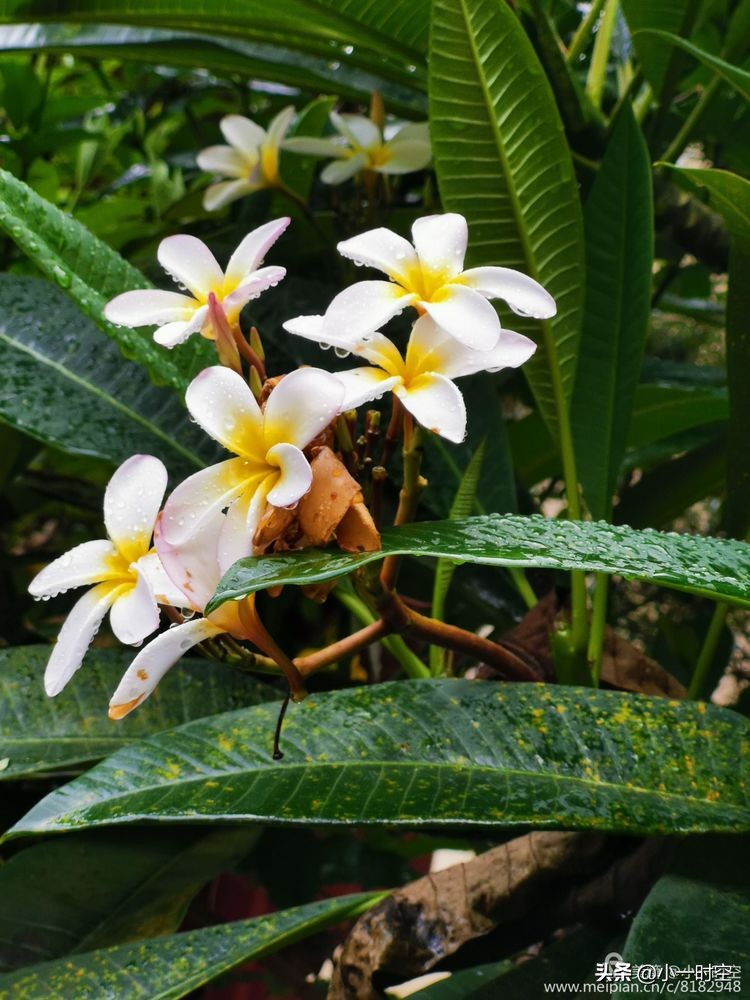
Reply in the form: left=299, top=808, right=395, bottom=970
left=657, top=166, right=750, bottom=246
left=639, top=30, right=750, bottom=103
left=620, top=0, right=695, bottom=94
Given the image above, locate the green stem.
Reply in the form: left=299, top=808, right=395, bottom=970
left=687, top=602, right=728, bottom=700
left=380, top=421, right=424, bottom=591
left=567, top=0, right=607, bottom=62
left=661, top=76, right=721, bottom=164
left=555, top=388, right=588, bottom=656
left=587, top=572, right=609, bottom=685
left=509, top=567, right=538, bottom=609
left=585, top=0, right=619, bottom=108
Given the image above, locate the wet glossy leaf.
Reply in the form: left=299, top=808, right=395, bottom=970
left=207, top=514, right=750, bottom=613
left=572, top=105, right=653, bottom=520
left=0, top=646, right=275, bottom=781
left=0, top=893, right=380, bottom=1000
left=0, top=827, right=259, bottom=970
left=639, top=30, right=750, bottom=103
left=0, top=275, right=213, bottom=477
left=6, top=681, right=749, bottom=838
left=429, top=0, right=584, bottom=440
left=0, top=168, right=213, bottom=390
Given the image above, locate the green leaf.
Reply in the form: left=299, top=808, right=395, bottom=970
left=0, top=893, right=380, bottom=1000
left=279, top=95, right=335, bottom=200
left=7, top=681, right=749, bottom=837
left=656, top=165, right=750, bottom=248
left=622, top=837, right=750, bottom=972
left=620, top=0, right=692, bottom=94
left=429, top=0, right=584, bottom=440
left=0, top=828, right=259, bottom=970
left=626, top=383, right=728, bottom=450
left=0, top=275, right=212, bottom=476
left=639, top=29, right=750, bottom=103
left=572, top=105, right=653, bottom=520
left=0, top=646, right=275, bottom=781
left=0, top=168, right=213, bottom=390
left=208, top=514, right=750, bottom=613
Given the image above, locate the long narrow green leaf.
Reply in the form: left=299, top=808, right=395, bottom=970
left=572, top=105, right=653, bottom=519
left=638, top=29, right=750, bottom=102
left=0, top=646, right=275, bottom=780
left=657, top=166, right=750, bottom=250
left=0, top=275, right=213, bottom=476
left=0, top=894, right=380, bottom=1000
left=429, top=0, right=584, bottom=440
left=6, top=681, right=749, bottom=837
left=620, top=0, right=693, bottom=94
left=207, top=514, right=750, bottom=612
left=0, top=828, right=259, bottom=970
left=0, top=168, right=213, bottom=390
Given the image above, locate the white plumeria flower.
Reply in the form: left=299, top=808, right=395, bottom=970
left=159, top=365, right=344, bottom=573
left=196, top=107, right=295, bottom=210
left=28, top=455, right=185, bottom=698
left=103, top=219, right=289, bottom=349
left=284, top=313, right=536, bottom=443
left=323, top=212, right=556, bottom=351
left=284, top=112, right=431, bottom=185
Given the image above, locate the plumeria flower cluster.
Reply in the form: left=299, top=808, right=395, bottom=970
left=30, top=210, right=551, bottom=720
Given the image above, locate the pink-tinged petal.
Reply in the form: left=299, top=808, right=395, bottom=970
left=396, top=372, right=467, bottom=443
left=154, top=509, right=224, bottom=612
left=220, top=114, right=266, bottom=153
left=265, top=105, right=296, bottom=148
left=336, top=228, right=418, bottom=283
left=160, top=458, right=252, bottom=546
left=378, top=140, right=432, bottom=175
left=29, top=539, right=119, bottom=599
left=108, top=617, right=225, bottom=719
left=104, top=454, right=168, bottom=564
left=224, top=217, right=291, bottom=286
left=322, top=281, right=417, bottom=342
left=203, top=179, right=254, bottom=212
left=283, top=136, right=348, bottom=158
left=103, top=289, right=197, bottom=328
left=460, top=266, right=556, bottom=319
left=320, top=152, right=369, bottom=185
left=331, top=112, right=380, bottom=150
left=136, top=551, right=190, bottom=608
left=152, top=305, right=209, bottom=348
left=412, top=213, right=467, bottom=280
left=196, top=144, right=249, bottom=178
left=262, top=367, right=344, bottom=451
left=223, top=266, right=286, bottom=315
left=218, top=479, right=272, bottom=571
left=158, top=235, right=223, bottom=299
left=109, top=572, right=160, bottom=645
left=44, top=582, right=124, bottom=696
left=334, top=368, right=402, bottom=410
left=265, top=444, right=311, bottom=507
left=422, top=284, right=501, bottom=350
left=185, top=366, right=264, bottom=458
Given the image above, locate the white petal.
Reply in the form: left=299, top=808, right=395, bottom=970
left=283, top=136, right=348, bottom=158
left=224, top=217, right=291, bottom=286
left=160, top=458, right=252, bottom=546
left=334, top=368, right=402, bottom=410
left=137, top=550, right=190, bottom=608
left=390, top=121, right=430, bottom=145
left=108, top=617, right=225, bottom=719
left=104, top=289, right=197, bottom=328
left=265, top=105, right=296, bottom=148
left=337, top=227, right=418, bottom=284
left=423, top=284, right=501, bottom=350
left=223, top=266, right=286, bottom=315
left=262, top=367, right=344, bottom=451
left=265, top=444, right=312, bottom=507
left=44, top=582, right=123, bottom=696
left=331, top=112, right=380, bottom=150
left=460, top=266, right=556, bottom=319
left=154, top=508, right=224, bottom=612
left=282, top=314, right=403, bottom=371
left=158, top=235, right=223, bottom=299
left=203, top=179, right=254, bottom=211
left=451, top=328, right=537, bottom=378
left=104, top=454, right=168, bottom=564
left=152, top=306, right=208, bottom=348
left=29, top=539, right=118, bottom=599
left=412, top=213, right=467, bottom=280
left=218, top=478, right=272, bottom=571
left=322, top=281, right=417, bottom=342
left=396, top=372, right=466, bottom=443
left=220, top=114, right=266, bottom=153
left=196, top=144, right=249, bottom=178
left=404, top=312, right=533, bottom=380
left=378, top=140, right=432, bottom=175
left=109, top=571, right=160, bottom=645
left=320, top=153, right=368, bottom=185
left=185, top=366, right=264, bottom=457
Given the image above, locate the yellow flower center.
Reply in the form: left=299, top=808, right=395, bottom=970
left=399, top=262, right=451, bottom=302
